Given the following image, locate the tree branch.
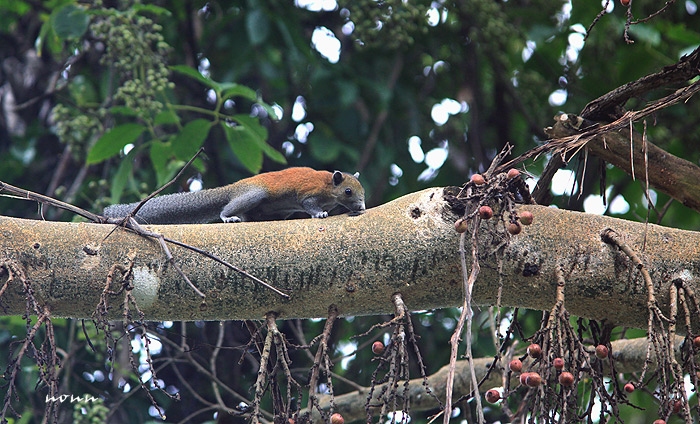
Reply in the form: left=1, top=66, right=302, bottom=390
left=0, top=189, right=699, bottom=328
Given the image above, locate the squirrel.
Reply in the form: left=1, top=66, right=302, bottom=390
left=103, top=167, right=366, bottom=224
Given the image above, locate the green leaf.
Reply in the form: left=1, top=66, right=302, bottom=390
left=172, top=119, right=211, bottom=161
left=220, top=83, right=259, bottom=102
left=170, top=65, right=220, bottom=90
left=132, top=4, right=172, bottom=16
left=229, top=114, right=286, bottom=164
left=87, top=123, right=146, bottom=164
left=261, top=142, right=287, bottom=164
left=154, top=109, right=180, bottom=126
left=230, top=114, right=267, bottom=140
left=50, top=4, right=89, bottom=40
left=150, top=140, right=172, bottom=187
left=36, top=16, right=62, bottom=56
left=221, top=122, right=263, bottom=174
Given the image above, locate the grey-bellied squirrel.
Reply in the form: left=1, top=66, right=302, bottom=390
left=103, top=167, right=366, bottom=224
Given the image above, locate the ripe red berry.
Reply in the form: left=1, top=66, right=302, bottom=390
left=620, top=0, right=631, bottom=5
left=372, top=341, right=385, bottom=355
left=485, top=389, right=501, bottom=403
left=454, top=218, right=469, bottom=233
left=672, top=399, right=682, bottom=414
left=507, top=168, right=521, bottom=179
left=693, top=336, right=700, bottom=349
left=553, top=357, right=565, bottom=370
left=525, top=372, right=542, bottom=387
left=508, top=222, right=522, bottom=235
left=471, top=174, right=486, bottom=185
left=595, top=344, right=609, bottom=359
left=653, top=420, right=666, bottom=424
left=519, top=372, right=530, bottom=386
left=527, top=343, right=542, bottom=359
left=479, top=205, right=493, bottom=220
left=558, top=371, right=574, bottom=387
left=624, top=383, right=635, bottom=393
left=519, top=211, right=534, bottom=225
left=331, top=413, right=344, bottom=424
left=509, top=358, right=523, bottom=372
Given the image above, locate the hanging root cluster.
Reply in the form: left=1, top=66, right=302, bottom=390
left=0, top=259, right=60, bottom=423
left=483, top=228, right=700, bottom=423
left=441, top=148, right=536, bottom=424
left=495, top=263, right=625, bottom=423
left=92, top=260, right=179, bottom=421
left=601, top=228, right=700, bottom=423
left=360, top=293, right=437, bottom=423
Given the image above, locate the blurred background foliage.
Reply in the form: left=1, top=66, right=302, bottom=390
left=0, top=0, right=699, bottom=422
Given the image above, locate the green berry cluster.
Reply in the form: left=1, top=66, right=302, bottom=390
left=72, top=397, right=109, bottom=424
left=51, top=104, right=104, bottom=157
left=341, top=0, right=429, bottom=50
left=90, top=6, right=174, bottom=118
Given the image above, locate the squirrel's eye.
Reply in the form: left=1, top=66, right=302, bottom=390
left=345, top=188, right=352, bottom=196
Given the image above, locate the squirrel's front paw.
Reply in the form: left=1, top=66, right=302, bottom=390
left=312, top=211, right=328, bottom=219
left=222, top=216, right=242, bottom=223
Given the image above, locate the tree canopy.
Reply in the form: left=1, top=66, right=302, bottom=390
left=1, top=0, right=699, bottom=423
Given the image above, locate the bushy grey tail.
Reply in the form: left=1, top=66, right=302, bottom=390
left=102, top=191, right=224, bottom=224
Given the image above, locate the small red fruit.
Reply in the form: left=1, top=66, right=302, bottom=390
left=525, top=372, right=542, bottom=387
left=331, top=413, right=344, bottom=424
left=471, top=174, right=486, bottom=185
left=693, top=335, right=700, bottom=349
left=454, top=218, right=469, bottom=233
left=558, top=371, right=574, bottom=387
left=372, top=341, right=385, bottom=355
left=527, top=343, right=542, bottom=359
left=507, top=168, right=521, bottom=179
left=620, top=0, right=631, bottom=5
left=672, top=399, right=682, bottom=414
left=519, top=372, right=530, bottom=386
left=508, top=222, right=522, bottom=235
left=595, top=344, right=609, bottom=359
left=553, top=357, right=565, bottom=370
left=485, top=389, right=501, bottom=403
left=624, top=383, right=635, bottom=393
left=653, top=420, right=666, bottom=424
left=519, top=211, right=534, bottom=225
left=479, top=205, right=493, bottom=220
left=509, top=358, right=523, bottom=372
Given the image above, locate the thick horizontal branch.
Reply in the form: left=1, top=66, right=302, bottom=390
left=0, top=188, right=699, bottom=327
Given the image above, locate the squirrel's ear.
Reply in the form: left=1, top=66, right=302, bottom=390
left=332, top=171, right=344, bottom=186
left=353, top=172, right=360, bottom=178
